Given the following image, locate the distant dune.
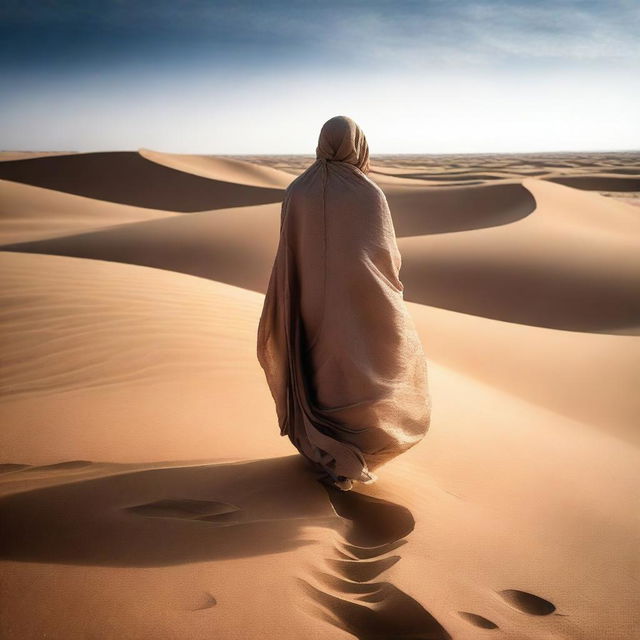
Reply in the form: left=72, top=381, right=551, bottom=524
left=0, top=151, right=286, bottom=211
left=396, top=179, right=640, bottom=333
left=3, top=170, right=638, bottom=334
left=381, top=182, right=536, bottom=235
left=548, top=175, right=640, bottom=191
left=0, top=151, right=78, bottom=162
left=139, top=148, right=295, bottom=189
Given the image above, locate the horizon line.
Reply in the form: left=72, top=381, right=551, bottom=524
left=2, top=148, right=639, bottom=156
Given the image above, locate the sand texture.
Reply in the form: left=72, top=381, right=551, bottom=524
left=0, top=149, right=638, bottom=640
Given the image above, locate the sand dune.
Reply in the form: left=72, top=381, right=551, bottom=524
left=367, top=153, right=640, bottom=199
left=0, top=202, right=282, bottom=293
left=549, top=175, right=640, bottom=191
left=0, top=151, right=78, bottom=162
left=4, top=177, right=638, bottom=335
left=397, top=179, right=640, bottom=333
left=0, top=151, right=285, bottom=211
left=249, top=150, right=640, bottom=185
left=0, top=179, right=537, bottom=292
left=0, top=185, right=535, bottom=311
left=139, top=148, right=295, bottom=189
left=369, top=151, right=640, bottom=173
left=370, top=170, right=489, bottom=187
left=1, top=247, right=637, bottom=639
left=375, top=359, right=638, bottom=640
left=380, top=182, right=535, bottom=235
left=409, top=302, right=640, bottom=443
left=0, top=178, right=180, bottom=244
left=0, top=251, right=289, bottom=463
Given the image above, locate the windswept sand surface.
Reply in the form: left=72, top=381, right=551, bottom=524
left=0, top=149, right=639, bottom=639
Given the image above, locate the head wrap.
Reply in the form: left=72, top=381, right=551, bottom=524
left=315, top=114, right=371, bottom=174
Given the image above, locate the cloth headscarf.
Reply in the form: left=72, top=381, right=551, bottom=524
left=257, top=115, right=431, bottom=491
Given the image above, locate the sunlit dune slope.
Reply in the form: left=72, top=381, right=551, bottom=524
left=0, top=202, right=282, bottom=293
left=0, top=249, right=637, bottom=640
left=0, top=179, right=180, bottom=244
left=0, top=178, right=539, bottom=291
left=139, top=148, right=295, bottom=189
left=0, top=251, right=290, bottom=463
left=3, top=177, right=638, bottom=335
left=408, top=302, right=639, bottom=443
left=397, top=179, right=640, bottom=333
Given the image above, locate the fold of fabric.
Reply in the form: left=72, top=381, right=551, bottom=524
left=257, top=116, right=431, bottom=490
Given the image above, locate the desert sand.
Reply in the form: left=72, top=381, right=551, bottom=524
left=0, top=149, right=638, bottom=639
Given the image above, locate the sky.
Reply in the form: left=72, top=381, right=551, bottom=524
left=1, top=0, right=639, bottom=153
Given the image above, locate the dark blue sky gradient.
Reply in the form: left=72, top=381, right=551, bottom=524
left=4, top=1, right=638, bottom=72
left=2, top=0, right=639, bottom=152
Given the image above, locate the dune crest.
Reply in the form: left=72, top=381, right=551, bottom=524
left=397, top=179, right=640, bottom=333
left=0, top=151, right=285, bottom=211
left=3, top=176, right=638, bottom=335
left=138, top=148, right=294, bottom=189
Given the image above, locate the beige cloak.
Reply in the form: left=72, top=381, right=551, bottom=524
left=257, top=115, right=431, bottom=491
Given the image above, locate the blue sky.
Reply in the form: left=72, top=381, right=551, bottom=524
left=2, top=0, right=639, bottom=153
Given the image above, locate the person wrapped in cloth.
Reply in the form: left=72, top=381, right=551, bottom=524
left=257, top=115, right=431, bottom=491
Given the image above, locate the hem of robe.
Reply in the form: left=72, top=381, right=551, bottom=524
left=285, top=284, right=383, bottom=486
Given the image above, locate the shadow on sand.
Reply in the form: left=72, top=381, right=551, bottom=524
left=0, top=453, right=456, bottom=638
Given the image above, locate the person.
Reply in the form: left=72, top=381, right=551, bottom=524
left=256, top=115, right=431, bottom=491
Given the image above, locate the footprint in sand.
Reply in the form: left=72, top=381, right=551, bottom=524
left=298, top=485, right=452, bottom=640
left=125, top=498, right=243, bottom=524
left=326, top=555, right=401, bottom=582
left=299, top=576, right=452, bottom=640
left=323, top=484, right=415, bottom=547
left=457, top=611, right=499, bottom=629
left=190, top=591, right=217, bottom=611
left=498, top=589, right=556, bottom=615
left=338, top=538, right=407, bottom=560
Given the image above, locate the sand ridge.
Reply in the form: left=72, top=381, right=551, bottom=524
left=3, top=175, right=638, bottom=334
left=0, top=151, right=286, bottom=211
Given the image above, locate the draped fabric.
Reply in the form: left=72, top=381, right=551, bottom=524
left=256, top=115, right=431, bottom=491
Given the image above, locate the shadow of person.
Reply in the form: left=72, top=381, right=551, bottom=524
left=1, top=452, right=452, bottom=637
left=0, top=455, right=339, bottom=567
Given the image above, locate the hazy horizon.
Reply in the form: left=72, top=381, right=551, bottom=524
left=3, top=149, right=640, bottom=156
left=2, top=0, right=639, bottom=154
